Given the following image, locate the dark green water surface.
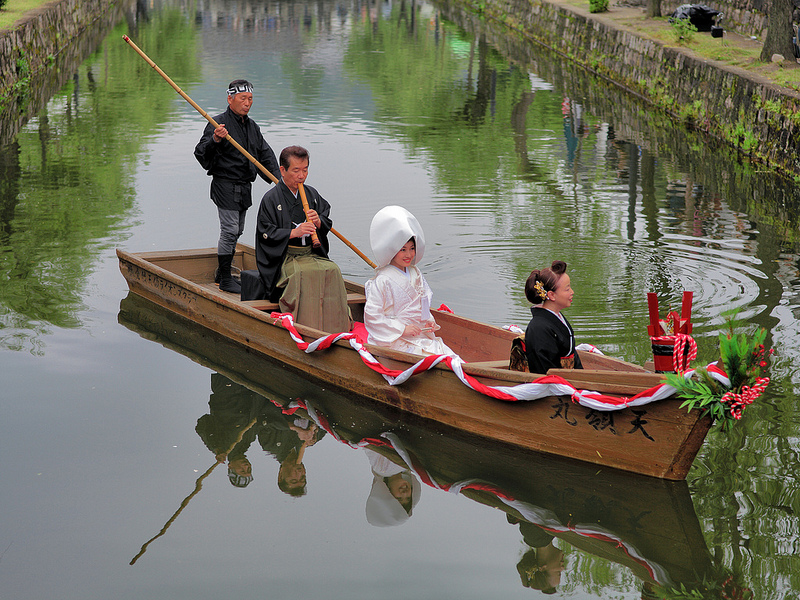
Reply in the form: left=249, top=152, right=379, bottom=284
left=1, top=0, right=799, bottom=597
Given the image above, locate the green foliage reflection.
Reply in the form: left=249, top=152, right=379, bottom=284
left=0, top=10, right=199, bottom=353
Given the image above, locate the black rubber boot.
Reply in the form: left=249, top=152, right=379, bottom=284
left=217, top=254, right=241, bottom=294
left=215, top=259, right=240, bottom=283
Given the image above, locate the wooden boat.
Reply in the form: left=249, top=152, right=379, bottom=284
left=119, top=291, right=717, bottom=593
left=117, top=244, right=712, bottom=480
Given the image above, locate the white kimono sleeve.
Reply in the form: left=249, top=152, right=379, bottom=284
left=364, top=275, right=406, bottom=345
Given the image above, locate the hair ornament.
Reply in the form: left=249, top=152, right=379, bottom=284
left=534, top=280, right=548, bottom=300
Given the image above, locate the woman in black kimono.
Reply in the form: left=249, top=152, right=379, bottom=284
left=524, top=260, right=583, bottom=375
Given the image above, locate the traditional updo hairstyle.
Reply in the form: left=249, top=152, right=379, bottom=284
left=525, top=260, right=568, bottom=305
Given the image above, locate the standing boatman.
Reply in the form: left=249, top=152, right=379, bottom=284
left=194, top=79, right=280, bottom=293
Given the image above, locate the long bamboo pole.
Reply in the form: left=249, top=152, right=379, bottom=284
left=122, top=35, right=377, bottom=269
left=297, top=183, right=321, bottom=248
left=129, top=416, right=259, bottom=565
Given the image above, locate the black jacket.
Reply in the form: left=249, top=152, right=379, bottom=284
left=194, top=107, right=280, bottom=210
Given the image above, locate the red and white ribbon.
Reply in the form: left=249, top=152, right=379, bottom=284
left=650, top=333, right=698, bottom=373
left=270, top=313, right=720, bottom=412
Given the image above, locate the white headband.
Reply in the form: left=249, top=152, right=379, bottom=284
left=227, top=82, right=253, bottom=96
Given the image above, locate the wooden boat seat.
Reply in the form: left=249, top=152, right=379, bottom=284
left=465, top=360, right=510, bottom=369
left=241, top=299, right=280, bottom=311
left=241, top=293, right=366, bottom=313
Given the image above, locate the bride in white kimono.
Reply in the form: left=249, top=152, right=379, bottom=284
left=363, top=206, right=457, bottom=357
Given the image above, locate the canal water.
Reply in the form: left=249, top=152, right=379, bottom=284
left=1, top=0, right=800, bottom=597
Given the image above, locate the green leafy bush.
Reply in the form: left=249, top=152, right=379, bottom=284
left=671, top=18, right=698, bottom=43
left=589, top=0, right=608, bottom=12
left=665, top=316, right=773, bottom=430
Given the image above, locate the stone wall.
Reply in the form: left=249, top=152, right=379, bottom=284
left=442, top=0, right=800, bottom=175
left=0, top=0, right=133, bottom=140
left=2, top=0, right=118, bottom=94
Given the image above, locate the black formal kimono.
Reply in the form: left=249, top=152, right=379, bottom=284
left=524, top=307, right=583, bottom=375
left=254, top=180, right=333, bottom=299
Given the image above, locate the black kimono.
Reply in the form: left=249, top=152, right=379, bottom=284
left=524, top=307, right=583, bottom=375
left=255, top=180, right=333, bottom=299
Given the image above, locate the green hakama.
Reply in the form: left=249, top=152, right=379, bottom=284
left=277, top=246, right=351, bottom=333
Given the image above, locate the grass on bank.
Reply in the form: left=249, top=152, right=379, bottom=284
left=0, top=0, right=50, bottom=31
left=522, top=0, right=800, bottom=91
left=598, top=6, right=800, bottom=91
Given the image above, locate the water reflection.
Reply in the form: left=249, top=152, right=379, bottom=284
left=340, top=0, right=787, bottom=361
left=119, top=291, right=747, bottom=596
left=1, top=0, right=795, bottom=363
left=364, top=447, right=421, bottom=526
left=0, top=4, right=201, bottom=353
left=194, top=375, right=262, bottom=489
left=195, top=374, right=330, bottom=495
left=2, top=0, right=800, bottom=593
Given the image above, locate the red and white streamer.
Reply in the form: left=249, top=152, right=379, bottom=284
left=270, top=313, right=721, bottom=412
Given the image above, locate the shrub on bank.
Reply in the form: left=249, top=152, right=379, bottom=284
left=589, top=0, right=608, bottom=12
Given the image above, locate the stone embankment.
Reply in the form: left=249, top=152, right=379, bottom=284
left=1, top=0, right=798, bottom=175
left=0, top=0, right=132, bottom=141
left=445, top=0, right=800, bottom=176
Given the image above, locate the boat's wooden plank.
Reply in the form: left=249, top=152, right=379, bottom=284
left=134, top=247, right=218, bottom=261
left=465, top=360, right=509, bottom=369
left=239, top=294, right=365, bottom=314
left=578, top=350, right=651, bottom=372
left=199, top=282, right=234, bottom=296
left=237, top=244, right=258, bottom=271
left=548, top=368, right=664, bottom=387
left=152, top=256, right=218, bottom=283
left=242, top=299, right=279, bottom=311
left=434, top=310, right=517, bottom=363
left=344, top=280, right=366, bottom=294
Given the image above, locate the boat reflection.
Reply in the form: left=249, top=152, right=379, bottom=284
left=119, top=292, right=742, bottom=596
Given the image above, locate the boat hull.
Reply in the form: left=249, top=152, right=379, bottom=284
left=117, top=246, right=711, bottom=480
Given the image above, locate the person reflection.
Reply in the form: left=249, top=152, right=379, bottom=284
left=257, top=402, right=325, bottom=497
left=508, top=515, right=565, bottom=594
left=195, top=374, right=263, bottom=488
left=364, top=447, right=421, bottom=527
